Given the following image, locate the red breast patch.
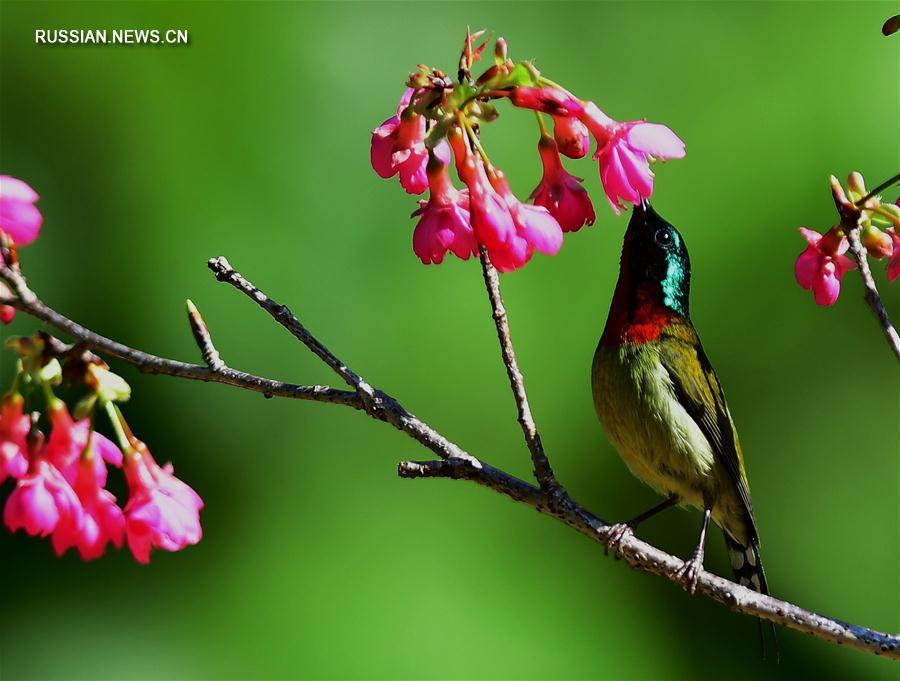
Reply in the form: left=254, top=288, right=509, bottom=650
left=601, top=283, right=675, bottom=346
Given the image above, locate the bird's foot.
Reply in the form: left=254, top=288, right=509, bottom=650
left=603, top=523, right=634, bottom=559
left=675, top=550, right=705, bottom=596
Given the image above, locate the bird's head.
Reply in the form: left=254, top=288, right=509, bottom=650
left=620, top=199, right=691, bottom=316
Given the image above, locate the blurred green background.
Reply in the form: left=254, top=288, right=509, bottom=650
left=1, top=2, right=898, bottom=680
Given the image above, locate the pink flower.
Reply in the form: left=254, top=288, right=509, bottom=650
left=580, top=102, right=685, bottom=213
left=486, top=233, right=532, bottom=273
left=494, top=176, right=564, bottom=255
left=459, top=155, right=517, bottom=249
left=4, top=459, right=83, bottom=542
left=508, top=87, right=584, bottom=117
left=794, top=227, right=857, bottom=306
left=530, top=136, right=595, bottom=233
left=370, top=89, right=450, bottom=195
left=45, top=402, right=122, bottom=486
left=371, top=89, right=415, bottom=175
left=459, top=154, right=564, bottom=272
left=488, top=168, right=564, bottom=272
left=0, top=175, right=42, bottom=246
left=887, top=232, right=900, bottom=282
left=68, top=457, right=124, bottom=560
left=552, top=115, right=590, bottom=159
left=123, top=444, right=202, bottom=563
left=0, top=393, right=29, bottom=483
left=412, top=157, right=477, bottom=264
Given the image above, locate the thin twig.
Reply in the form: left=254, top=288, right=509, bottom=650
left=205, top=257, right=481, bottom=468
left=2, top=256, right=897, bottom=659
left=0, top=265, right=361, bottom=408
left=478, top=246, right=565, bottom=501
left=186, top=299, right=225, bottom=371
left=206, top=257, right=378, bottom=403
left=830, top=176, right=900, bottom=361
left=845, top=230, right=900, bottom=361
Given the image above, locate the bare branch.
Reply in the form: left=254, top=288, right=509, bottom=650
left=0, top=265, right=361, bottom=408
left=2, top=255, right=897, bottom=659
left=478, top=247, right=565, bottom=499
left=400, top=455, right=900, bottom=659
left=202, top=256, right=482, bottom=468
left=830, top=177, right=900, bottom=361
left=206, top=256, right=378, bottom=402
left=845, top=229, right=900, bottom=360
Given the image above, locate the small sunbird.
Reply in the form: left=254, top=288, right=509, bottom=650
left=592, top=199, right=769, bottom=597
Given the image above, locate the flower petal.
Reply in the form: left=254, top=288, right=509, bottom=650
left=798, top=227, right=823, bottom=247
left=794, top=247, right=820, bottom=290
left=626, top=123, right=686, bottom=159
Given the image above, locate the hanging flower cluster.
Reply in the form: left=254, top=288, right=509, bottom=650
left=1, top=176, right=202, bottom=563
left=369, top=32, right=685, bottom=271
left=0, top=337, right=203, bottom=562
left=794, top=172, right=900, bottom=306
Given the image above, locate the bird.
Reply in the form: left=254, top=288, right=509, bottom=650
left=591, top=199, right=770, bottom=601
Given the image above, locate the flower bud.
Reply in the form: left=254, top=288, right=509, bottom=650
left=494, top=37, right=508, bottom=65
left=552, top=115, right=590, bottom=159
left=861, top=225, right=893, bottom=259
left=508, top=87, right=582, bottom=117
left=847, top=172, right=868, bottom=203
left=0, top=303, right=14, bottom=325
left=409, top=72, right=430, bottom=89
left=85, top=364, right=131, bottom=403
left=37, top=358, right=62, bottom=385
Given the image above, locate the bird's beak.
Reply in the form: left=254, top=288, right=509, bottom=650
left=628, top=197, right=653, bottom=231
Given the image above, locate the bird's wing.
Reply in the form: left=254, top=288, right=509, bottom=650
left=657, top=323, right=759, bottom=541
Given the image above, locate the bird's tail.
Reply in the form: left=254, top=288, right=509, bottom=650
left=725, top=534, right=768, bottom=594
left=725, top=534, right=779, bottom=661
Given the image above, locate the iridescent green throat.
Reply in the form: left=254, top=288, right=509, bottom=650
left=659, top=231, right=690, bottom=317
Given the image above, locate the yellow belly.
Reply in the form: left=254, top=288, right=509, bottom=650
left=591, top=342, right=718, bottom=510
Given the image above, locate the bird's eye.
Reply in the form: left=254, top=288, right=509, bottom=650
left=654, top=228, right=673, bottom=247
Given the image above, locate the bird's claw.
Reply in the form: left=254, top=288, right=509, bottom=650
left=675, top=550, right=704, bottom=595
left=603, top=522, right=634, bottom=559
